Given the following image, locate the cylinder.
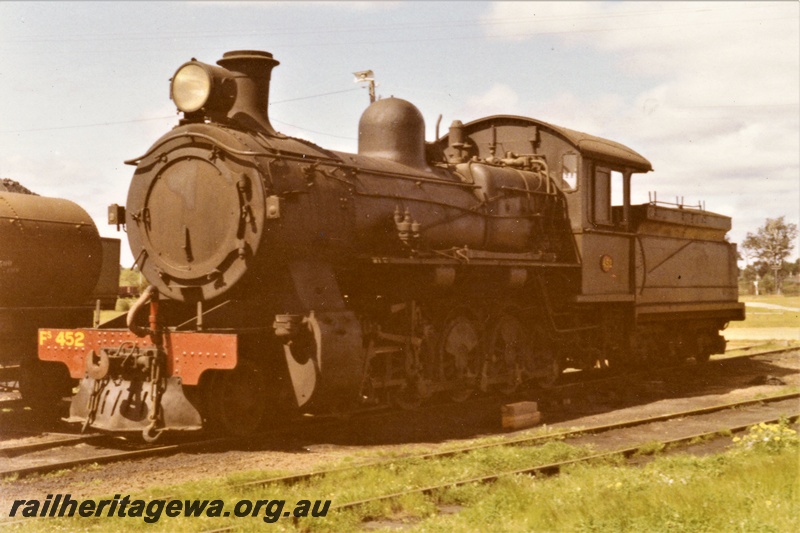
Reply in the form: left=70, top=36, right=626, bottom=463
left=0, top=192, right=103, bottom=306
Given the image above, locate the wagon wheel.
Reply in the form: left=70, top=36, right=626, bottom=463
left=439, top=313, right=481, bottom=402
left=18, top=359, right=75, bottom=417
left=485, top=313, right=529, bottom=395
left=205, top=359, right=267, bottom=436
left=693, top=333, right=714, bottom=364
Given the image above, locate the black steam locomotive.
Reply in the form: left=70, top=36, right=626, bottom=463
left=38, top=50, right=744, bottom=439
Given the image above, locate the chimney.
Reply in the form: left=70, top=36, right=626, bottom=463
left=216, top=50, right=280, bottom=134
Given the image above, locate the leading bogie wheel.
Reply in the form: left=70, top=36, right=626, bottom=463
left=205, top=359, right=268, bottom=436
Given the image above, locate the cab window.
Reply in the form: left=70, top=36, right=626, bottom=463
left=611, top=170, right=624, bottom=208
left=561, top=153, right=578, bottom=191
left=593, top=166, right=626, bottom=226
left=593, top=166, right=612, bottom=225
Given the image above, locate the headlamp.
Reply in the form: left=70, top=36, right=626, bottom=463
left=172, top=63, right=212, bottom=113
left=170, top=61, right=232, bottom=114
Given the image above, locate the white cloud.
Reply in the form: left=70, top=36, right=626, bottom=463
left=482, top=1, right=799, bottom=250
left=484, top=2, right=798, bottom=126
left=463, top=84, right=520, bottom=117
left=196, top=1, right=401, bottom=12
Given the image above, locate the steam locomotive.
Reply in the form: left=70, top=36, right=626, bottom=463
left=38, top=50, right=744, bottom=439
left=0, top=188, right=119, bottom=410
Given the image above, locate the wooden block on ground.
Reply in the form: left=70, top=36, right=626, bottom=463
left=501, top=401, right=541, bottom=430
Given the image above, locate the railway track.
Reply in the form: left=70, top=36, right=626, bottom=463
left=0, top=433, right=107, bottom=458
left=196, top=392, right=799, bottom=532
left=231, top=391, right=800, bottom=491
left=0, top=435, right=234, bottom=480
left=0, top=345, right=795, bottom=480
left=501, top=344, right=797, bottom=418
left=0, top=398, right=25, bottom=412
left=0, top=409, right=375, bottom=480
left=327, top=404, right=800, bottom=519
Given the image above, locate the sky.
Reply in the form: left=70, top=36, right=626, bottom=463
left=1, top=1, right=798, bottom=266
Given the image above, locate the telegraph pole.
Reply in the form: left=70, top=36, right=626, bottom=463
left=353, top=70, right=376, bottom=104
left=772, top=258, right=782, bottom=295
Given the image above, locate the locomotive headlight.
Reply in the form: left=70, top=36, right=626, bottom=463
left=171, top=61, right=234, bottom=114
left=171, top=63, right=212, bottom=113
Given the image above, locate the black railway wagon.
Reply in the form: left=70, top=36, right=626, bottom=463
left=0, top=191, right=120, bottom=409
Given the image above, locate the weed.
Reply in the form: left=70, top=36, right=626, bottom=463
left=732, top=419, right=800, bottom=453
left=635, top=441, right=666, bottom=456
left=687, top=433, right=714, bottom=446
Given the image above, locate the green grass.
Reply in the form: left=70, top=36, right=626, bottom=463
left=3, top=424, right=798, bottom=532
left=727, top=310, right=800, bottom=329
left=416, top=447, right=799, bottom=533
left=740, top=295, right=800, bottom=308
left=727, top=295, right=800, bottom=329
left=98, top=310, right=125, bottom=324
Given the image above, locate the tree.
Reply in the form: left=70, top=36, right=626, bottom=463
left=742, top=217, right=798, bottom=294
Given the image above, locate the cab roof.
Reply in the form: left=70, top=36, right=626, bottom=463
left=440, top=115, right=653, bottom=173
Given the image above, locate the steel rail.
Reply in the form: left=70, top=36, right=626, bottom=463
left=0, top=399, right=26, bottom=411
left=234, top=391, right=800, bottom=491
left=327, top=411, right=800, bottom=515
left=549, top=345, right=799, bottom=396
left=0, top=437, right=232, bottom=480
left=0, top=410, right=364, bottom=480
left=0, top=433, right=106, bottom=458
